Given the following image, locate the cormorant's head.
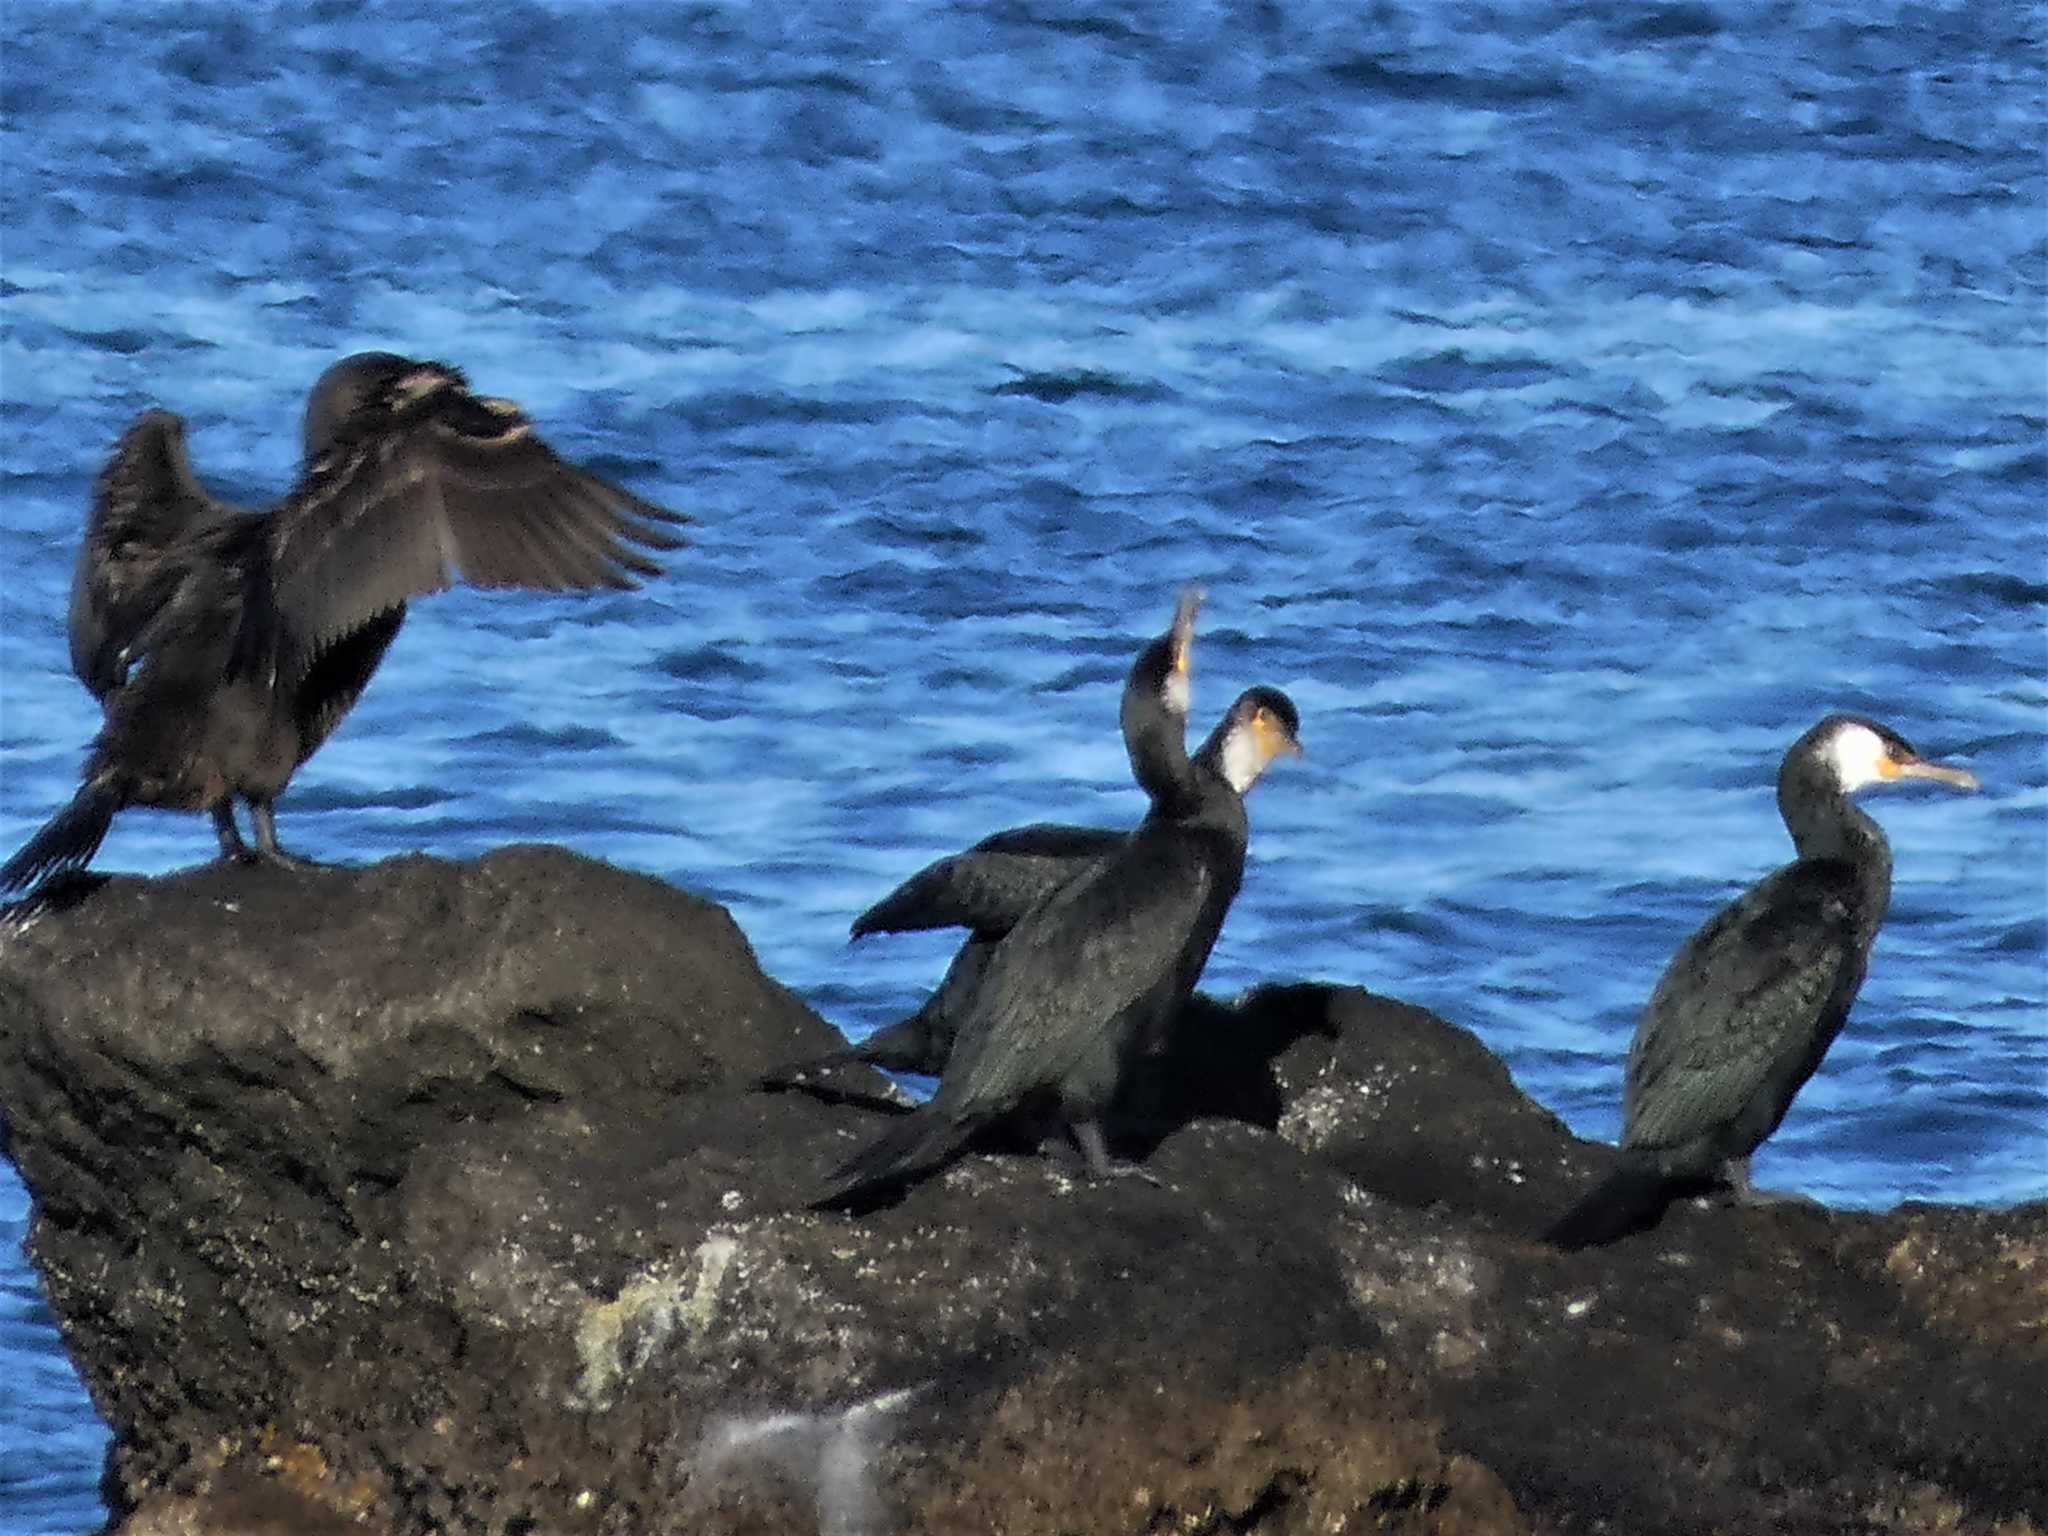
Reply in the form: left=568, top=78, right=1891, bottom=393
left=1792, top=714, right=1979, bottom=797
left=1210, top=685, right=1304, bottom=793
left=1119, top=587, right=1206, bottom=801
left=1127, top=586, right=1202, bottom=722
left=1162, top=584, right=1200, bottom=719
left=301, top=351, right=463, bottom=464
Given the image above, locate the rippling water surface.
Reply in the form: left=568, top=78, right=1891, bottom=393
left=2, top=3, right=2042, bottom=1527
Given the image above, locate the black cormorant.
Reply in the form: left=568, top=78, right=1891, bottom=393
left=816, top=591, right=1302, bottom=1203
left=2, top=353, right=685, bottom=890
left=1544, top=713, right=1978, bottom=1250
left=770, top=685, right=1302, bottom=1085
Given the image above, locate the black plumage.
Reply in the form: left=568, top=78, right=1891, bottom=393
left=770, top=686, right=1302, bottom=1086
left=816, top=592, right=1302, bottom=1203
left=1545, top=714, right=1978, bottom=1250
left=850, top=821, right=1127, bottom=947
left=4, top=352, right=685, bottom=890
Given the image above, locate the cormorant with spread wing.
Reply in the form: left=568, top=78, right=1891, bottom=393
left=3, top=352, right=685, bottom=890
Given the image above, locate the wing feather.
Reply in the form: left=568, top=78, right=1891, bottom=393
left=473, top=491, right=586, bottom=590
left=265, top=365, right=685, bottom=661
left=267, top=437, right=452, bottom=658
left=851, top=823, right=1126, bottom=938
left=523, top=479, right=648, bottom=586
left=69, top=410, right=238, bottom=697
left=1623, top=860, right=1864, bottom=1151
left=937, top=832, right=1216, bottom=1119
left=421, top=395, right=686, bottom=581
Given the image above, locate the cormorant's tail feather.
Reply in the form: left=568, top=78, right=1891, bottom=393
left=848, top=906, right=950, bottom=941
left=814, top=1109, right=971, bottom=1208
left=1543, top=1163, right=1677, bottom=1251
left=1, top=782, right=121, bottom=893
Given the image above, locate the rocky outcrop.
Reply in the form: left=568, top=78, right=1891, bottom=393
left=0, top=849, right=2041, bottom=1535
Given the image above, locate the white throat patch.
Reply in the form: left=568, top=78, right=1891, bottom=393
left=1220, top=720, right=1263, bottom=793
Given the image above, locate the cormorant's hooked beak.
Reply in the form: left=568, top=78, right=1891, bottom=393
left=1164, top=586, right=1202, bottom=716
left=1881, top=754, right=1979, bottom=792
left=1875, top=757, right=1974, bottom=794
left=1255, top=707, right=1303, bottom=763
left=1169, top=586, right=1202, bottom=680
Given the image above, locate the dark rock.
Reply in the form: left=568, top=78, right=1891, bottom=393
left=0, top=848, right=2041, bottom=1535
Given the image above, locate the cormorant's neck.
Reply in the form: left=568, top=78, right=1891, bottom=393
left=1778, top=768, right=1893, bottom=920
left=1119, top=630, right=1195, bottom=807
left=1122, top=690, right=1196, bottom=806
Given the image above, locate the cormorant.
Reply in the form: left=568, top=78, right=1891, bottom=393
left=2, top=353, right=686, bottom=890
left=1544, top=714, right=1978, bottom=1250
left=816, top=591, right=1302, bottom=1203
left=769, top=685, right=1303, bottom=1085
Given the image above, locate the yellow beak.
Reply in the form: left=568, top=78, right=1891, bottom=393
left=1256, top=710, right=1303, bottom=762
left=1170, top=586, right=1203, bottom=680
left=1885, top=756, right=1979, bottom=791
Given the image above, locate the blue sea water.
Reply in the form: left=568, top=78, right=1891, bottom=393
left=1, top=2, right=2042, bottom=1528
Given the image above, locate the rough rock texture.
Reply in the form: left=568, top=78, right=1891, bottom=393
left=0, top=849, right=2041, bottom=1535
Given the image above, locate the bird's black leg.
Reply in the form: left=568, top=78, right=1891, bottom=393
left=212, top=804, right=253, bottom=863
left=248, top=800, right=319, bottom=871
left=1070, top=1120, right=1161, bottom=1186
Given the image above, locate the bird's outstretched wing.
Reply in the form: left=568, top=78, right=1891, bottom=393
left=850, top=822, right=1126, bottom=939
left=267, top=361, right=687, bottom=664
left=1623, top=859, right=1865, bottom=1152
left=69, top=410, right=239, bottom=698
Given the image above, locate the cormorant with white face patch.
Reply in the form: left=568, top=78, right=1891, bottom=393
left=1545, top=714, right=1978, bottom=1249
left=768, top=682, right=1302, bottom=1086
left=816, top=591, right=1301, bottom=1203
left=2, top=352, right=686, bottom=891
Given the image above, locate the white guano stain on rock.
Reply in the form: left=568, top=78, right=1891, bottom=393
left=573, top=1231, right=738, bottom=1409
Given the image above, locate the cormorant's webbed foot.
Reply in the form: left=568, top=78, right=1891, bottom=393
left=1069, top=1121, right=1163, bottom=1187
left=1725, top=1158, right=1828, bottom=1212
left=251, top=846, right=320, bottom=871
